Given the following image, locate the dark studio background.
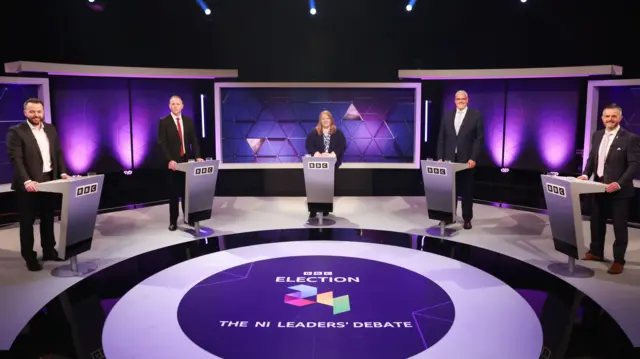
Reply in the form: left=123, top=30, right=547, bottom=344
left=1, top=0, right=640, bottom=224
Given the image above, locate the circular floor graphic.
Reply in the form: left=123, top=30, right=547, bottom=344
left=102, top=240, right=543, bottom=359
left=177, top=256, right=455, bottom=359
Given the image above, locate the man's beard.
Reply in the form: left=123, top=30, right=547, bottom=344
left=27, top=117, right=42, bottom=126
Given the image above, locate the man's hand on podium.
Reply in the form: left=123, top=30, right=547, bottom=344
left=168, top=160, right=177, bottom=171
left=196, top=158, right=205, bottom=162
left=606, top=182, right=621, bottom=193
left=61, top=174, right=70, bottom=180
left=467, top=159, right=476, bottom=168
left=576, top=175, right=588, bottom=180
left=313, top=152, right=322, bottom=158
left=25, top=181, right=38, bottom=192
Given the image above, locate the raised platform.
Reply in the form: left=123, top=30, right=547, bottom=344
left=0, top=197, right=639, bottom=358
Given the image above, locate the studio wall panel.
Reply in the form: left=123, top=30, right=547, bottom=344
left=0, top=84, right=40, bottom=184
left=442, top=80, right=507, bottom=167
left=505, top=79, right=580, bottom=172
left=129, top=79, right=199, bottom=169
left=51, top=76, right=131, bottom=174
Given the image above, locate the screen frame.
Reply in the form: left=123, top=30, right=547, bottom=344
left=214, top=82, right=422, bottom=169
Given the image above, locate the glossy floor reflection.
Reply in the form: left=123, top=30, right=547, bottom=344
left=4, top=228, right=639, bottom=359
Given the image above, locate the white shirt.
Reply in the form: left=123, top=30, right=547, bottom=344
left=596, top=125, right=620, bottom=177
left=454, top=107, right=467, bottom=135
left=27, top=120, right=52, bottom=173
left=171, top=113, right=185, bottom=153
left=454, top=107, right=467, bottom=153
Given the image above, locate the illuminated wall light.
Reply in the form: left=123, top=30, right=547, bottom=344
left=309, top=0, right=317, bottom=15
left=200, top=94, right=206, bottom=138
left=406, top=0, right=417, bottom=11
left=424, top=100, right=429, bottom=142
left=500, top=168, right=510, bottom=173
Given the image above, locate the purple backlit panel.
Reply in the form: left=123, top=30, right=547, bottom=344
left=598, top=85, right=640, bottom=178
left=0, top=84, right=40, bottom=184
left=220, top=87, right=416, bottom=163
left=51, top=76, right=131, bottom=174
left=129, top=79, right=198, bottom=168
left=442, top=80, right=506, bottom=167
left=505, top=79, right=580, bottom=172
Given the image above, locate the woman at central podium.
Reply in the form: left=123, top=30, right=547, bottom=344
left=305, top=110, right=346, bottom=218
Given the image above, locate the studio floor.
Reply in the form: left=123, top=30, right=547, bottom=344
left=1, top=196, right=639, bottom=358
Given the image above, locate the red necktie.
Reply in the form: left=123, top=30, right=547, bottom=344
left=176, top=118, right=185, bottom=156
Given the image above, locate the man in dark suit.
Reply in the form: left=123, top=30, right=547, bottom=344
left=436, top=90, right=485, bottom=230
left=6, top=98, right=69, bottom=271
left=158, top=95, right=203, bottom=231
left=578, top=103, right=640, bottom=274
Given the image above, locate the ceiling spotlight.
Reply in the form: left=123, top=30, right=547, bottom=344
left=406, top=5, right=412, bottom=11
left=204, top=8, right=211, bottom=15
left=310, top=8, right=317, bottom=15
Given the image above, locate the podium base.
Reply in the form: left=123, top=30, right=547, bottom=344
left=547, top=257, right=594, bottom=278
left=51, top=256, right=98, bottom=278
left=426, top=222, right=457, bottom=237
left=307, top=214, right=336, bottom=227
left=185, top=222, right=215, bottom=238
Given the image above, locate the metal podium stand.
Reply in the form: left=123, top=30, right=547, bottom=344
left=421, top=159, right=469, bottom=237
left=175, top=159, right=219, bottom=237
left=35, top=175, right=105, bottom=277
left=303, top=156, right=336, bottom=226
left=541, top=175, right=607, bottom=277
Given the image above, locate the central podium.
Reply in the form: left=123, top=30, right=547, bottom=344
left=541, top=175, right=607, bottom=277
left=176, top=159, right=220, bottom=237
left=303, top=156, right=336, bottom=225
left=36, top=175, right=105, bottom=277
left=421, top=159, right=470, bottom=236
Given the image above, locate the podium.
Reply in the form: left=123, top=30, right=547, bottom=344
left=303, top=156, right=336, bottom=226
left=35, top=175, right=105, bottom=277
left=175, top=159, right=219, bottom=237
left=421, top=159, right=470, bottom=236
left=541, top=175, right=607, bottom=277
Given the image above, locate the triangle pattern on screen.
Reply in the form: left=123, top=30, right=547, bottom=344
left=246, top=138, right=265, bottom=154
left=343, top=103, right=363, bottom=121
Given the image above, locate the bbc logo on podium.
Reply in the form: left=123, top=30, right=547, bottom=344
left=75, top=183, right=99, bottom=197
left=194, top=166, right=215, bottom=176
left=308, top=162, right=329, bottom=170
left=546, top=183, right=566, bottom=197
left=425, top=166, right=447, bottom=176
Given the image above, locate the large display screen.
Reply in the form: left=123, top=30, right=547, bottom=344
left=215, top=83, right=421, bottom=169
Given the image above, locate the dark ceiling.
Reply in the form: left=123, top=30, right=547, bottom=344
left=2, top=0, right=639, bottom=81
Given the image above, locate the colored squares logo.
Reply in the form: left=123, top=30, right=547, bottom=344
left=284, top=284, right=350, bottom=315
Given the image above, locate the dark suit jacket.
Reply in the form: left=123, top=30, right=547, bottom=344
left=6, top=121, right=67, bottom=191
left=437, top=107, right=485, bottom=163
left=305, top=128, right=347, bottom=167
left=583, top=128, right=640, bottom=198
left=158, top=114, right=201, bottom=162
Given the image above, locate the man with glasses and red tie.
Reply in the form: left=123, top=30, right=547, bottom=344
left=158, top=95, right=204, bottom=231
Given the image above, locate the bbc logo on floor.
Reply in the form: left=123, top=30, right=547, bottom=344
left=308, top=162, right=329, bottom=170
left=546, top=183, right=566, bottom=197
left=75, top=183, right=99, bottom=197
left=194, top=166, right=215, bottom=176
left=425, top=166, right=447, bottom=176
